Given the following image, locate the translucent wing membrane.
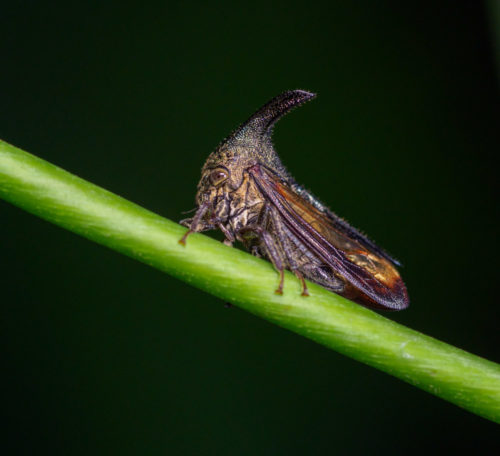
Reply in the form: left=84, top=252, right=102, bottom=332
left=250, top=165, right=409, bottom=310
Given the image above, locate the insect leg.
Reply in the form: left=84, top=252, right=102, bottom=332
left=294, top=270, right=309, bottom=297
left=258, top=205, right=289, bottom=294
left=238, top=225, right=286, bottom=295
left=217, top=222, right=235, bottom=246
left=179, top=203, right=210, bottom=245
left=268, top=206, right=309, bottom=297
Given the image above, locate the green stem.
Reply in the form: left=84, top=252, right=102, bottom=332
left=1, top=139, right=499, bottom=423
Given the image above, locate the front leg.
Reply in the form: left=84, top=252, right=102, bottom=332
left=238, top=225, right=286, bottom=295
left=179, top=203, right=211, bottom=245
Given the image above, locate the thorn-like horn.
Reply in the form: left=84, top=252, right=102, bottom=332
left=233, top=90, right=316, bottom=143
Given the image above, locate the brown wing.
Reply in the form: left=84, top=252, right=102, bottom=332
left=249, top=165, right=409, bottom=310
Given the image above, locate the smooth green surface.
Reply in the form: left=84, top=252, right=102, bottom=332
left=1, top=139, right=499, bottom=423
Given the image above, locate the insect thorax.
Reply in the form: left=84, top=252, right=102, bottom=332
left=223, top=173, right=266, bottom=237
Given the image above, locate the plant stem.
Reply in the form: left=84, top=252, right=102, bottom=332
left=1, top=139, right=499, bottom=423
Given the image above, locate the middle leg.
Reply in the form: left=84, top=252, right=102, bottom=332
left=268, top=207, right=310, bottom=297
left=238, top=224, right=287, bottom=295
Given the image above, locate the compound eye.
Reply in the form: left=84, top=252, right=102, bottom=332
left=209, top=168, right=229, bottom=186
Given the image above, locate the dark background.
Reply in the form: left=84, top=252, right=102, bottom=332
left=1, top=1, right=498, bottom=454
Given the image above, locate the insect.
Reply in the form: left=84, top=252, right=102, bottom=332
left=179, top=90, right=409, bottom=310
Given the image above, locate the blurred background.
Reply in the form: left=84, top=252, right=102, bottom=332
left=1, top=1, right=499, bottom=454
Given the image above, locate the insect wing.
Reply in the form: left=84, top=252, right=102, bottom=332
left=250, top=165, right=409, bottom=310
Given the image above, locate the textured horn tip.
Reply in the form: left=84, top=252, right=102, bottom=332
left=293, top=89, right=317, bottom=98
left=286, top=89, right=317, bottom=104
left=229, top=90, right=318, bottom=143
left=266, top=89, right=317, bottom=117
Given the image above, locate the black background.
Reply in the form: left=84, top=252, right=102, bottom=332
left=1, top=1, right=499, bottom=454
